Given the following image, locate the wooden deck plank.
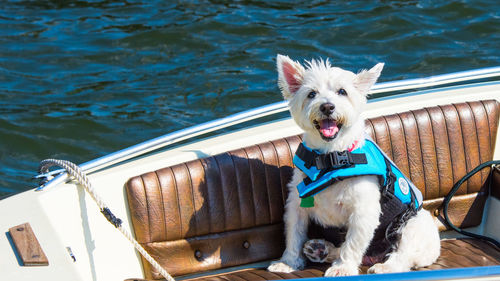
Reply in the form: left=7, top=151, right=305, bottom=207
left=8, top=222, right=48, bottom=266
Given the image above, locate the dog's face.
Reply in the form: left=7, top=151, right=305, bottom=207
left=277, top=54, right=383, bottom=143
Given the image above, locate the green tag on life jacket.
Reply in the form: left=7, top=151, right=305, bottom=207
left=300, top=196, right=314, bottom=208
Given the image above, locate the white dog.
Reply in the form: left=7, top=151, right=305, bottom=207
left=267, top=54, right=440, bottom=276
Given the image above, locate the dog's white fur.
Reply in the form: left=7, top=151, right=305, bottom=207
left=267, top=55, right=440, bottom=276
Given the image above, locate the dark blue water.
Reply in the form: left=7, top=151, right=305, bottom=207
left=1, top=1, right=500, bottom=196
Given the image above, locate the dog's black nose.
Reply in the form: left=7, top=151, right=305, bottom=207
left=320, top=103, right=335, bottom=116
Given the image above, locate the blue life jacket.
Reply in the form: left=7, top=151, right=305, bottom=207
left=293, top=138, right=423, bottom=210
left=294, top=138, right=424, bottom=259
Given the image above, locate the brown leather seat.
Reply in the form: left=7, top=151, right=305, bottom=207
left=126, top=100, right=499, bottom=280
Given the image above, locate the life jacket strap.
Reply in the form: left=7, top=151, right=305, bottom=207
left=380, top=157, right=420, bottom=212
left=381, top=157, right=396, bottom=197
left=295, top=143, right=367, bottom=171
left=315, top=150, right=367, bottom=170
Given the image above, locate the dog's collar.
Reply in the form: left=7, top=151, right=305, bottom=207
left=348, top=140, right=359, bottom=152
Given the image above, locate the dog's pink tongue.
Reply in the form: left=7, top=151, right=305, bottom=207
left=320, top=119, right=339, bottom=137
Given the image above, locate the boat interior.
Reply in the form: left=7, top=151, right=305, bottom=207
left=124, top=99, right=499, bottom=281
left=2, top=71, right=500, bottom=281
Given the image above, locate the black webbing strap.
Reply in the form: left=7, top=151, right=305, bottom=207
left=315, top=151, right=367, bottom=170
left=381, top=157, right=396, bottom=197
left=295, top=143, right=316, bottom=169
left=295, top=143, right=367, bottom=170
left=381, top=157, right=420, bottom=212
left=371, top=157, right=419, bottom=257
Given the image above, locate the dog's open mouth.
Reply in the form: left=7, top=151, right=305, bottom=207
left=314, top=119, right=342, bottom=141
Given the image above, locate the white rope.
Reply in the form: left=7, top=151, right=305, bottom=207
left=39, top=159, right=176, bottom=281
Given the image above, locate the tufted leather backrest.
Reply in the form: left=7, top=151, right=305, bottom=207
left=365, top=100, right=499, bottom=231
left=126, top=136, right=301, bottom=279
left=126, top=100, right=499, bottom=279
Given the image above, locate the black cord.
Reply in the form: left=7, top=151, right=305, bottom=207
left=442, top=160, right=500, bottom=249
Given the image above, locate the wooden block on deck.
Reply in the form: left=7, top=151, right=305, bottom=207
left=9, top=222, right=49, bottom=266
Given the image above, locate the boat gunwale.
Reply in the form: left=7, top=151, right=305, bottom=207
left=35, top=66, right=500, bottom=191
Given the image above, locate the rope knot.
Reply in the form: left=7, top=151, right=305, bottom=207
left=101, top=207, right=123, bottom=228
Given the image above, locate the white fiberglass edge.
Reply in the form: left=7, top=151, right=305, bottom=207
left=370, top=66, right=500, bottom=94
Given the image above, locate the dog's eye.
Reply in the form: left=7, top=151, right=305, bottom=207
left=338, top=88, right=347, bottom=96
left=307, top=91, right=317, bottom=99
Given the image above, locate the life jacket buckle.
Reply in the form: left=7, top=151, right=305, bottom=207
left=315, top=151, right=354, bottom=170
left=334, top=151, right=353, bottom=168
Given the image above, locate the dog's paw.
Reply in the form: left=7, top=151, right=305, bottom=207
left=324, top=261, right=359, bottom=277
left=267, top=261, right=297, bottom=273
left=303, top=239, right=338, bottom=263
left=268, top=252, right=306, bottom=273
left=367, top=263, right=404, bottom=274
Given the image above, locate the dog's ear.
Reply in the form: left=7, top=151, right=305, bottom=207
left=354, top=63, right=384, bottom=96
left=277, top=54, right=305, bottom=100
